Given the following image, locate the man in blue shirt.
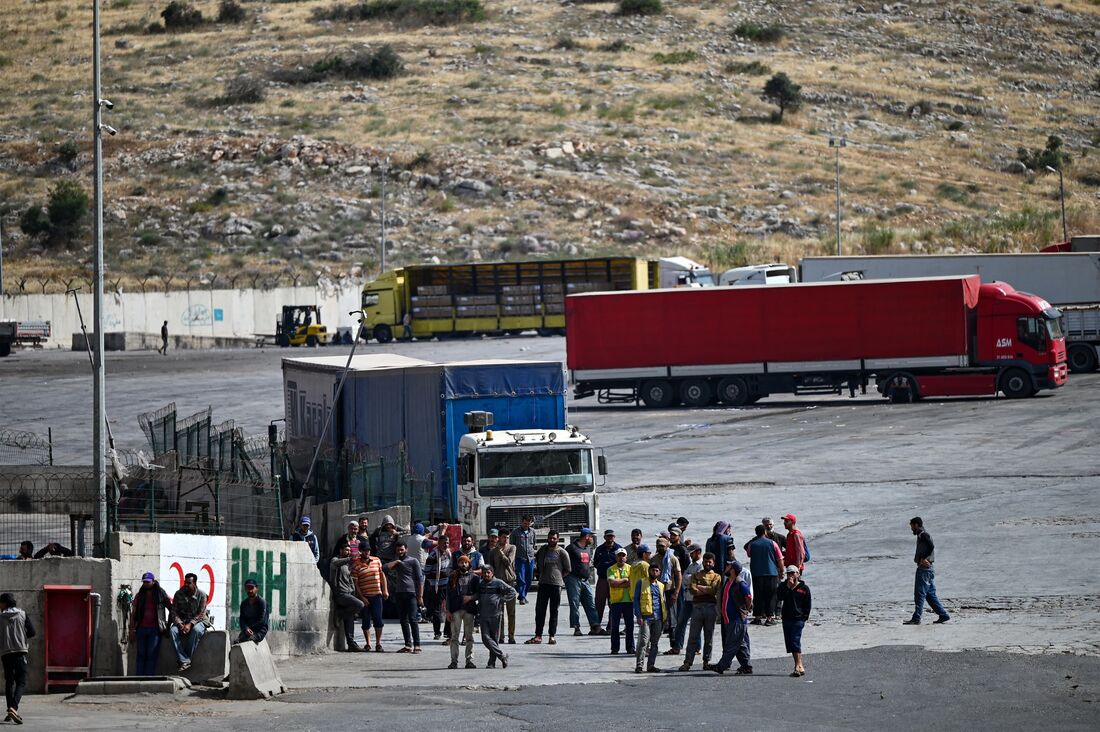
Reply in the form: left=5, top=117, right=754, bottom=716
left=592, top=529, right=621, bottom=627
left=290, top=517, right=320, bottom=563
left=509, top=516, right=537, bottom=605
left=633, top=563, right=666, bottom=674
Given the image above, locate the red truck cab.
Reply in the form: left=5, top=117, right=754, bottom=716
left=975, top=282, right=1067, bottom=396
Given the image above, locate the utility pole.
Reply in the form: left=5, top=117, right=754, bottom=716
left=829, top=137, right=846, bottom=256
left=0, top=216, right=5, bottom=297
left=92, top=0, right=116, bottom=557
left=1046, top=165, right=1068, bottom=243
left=377, top=157, right=389, bottom=273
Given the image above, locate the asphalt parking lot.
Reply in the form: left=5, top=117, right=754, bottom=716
left=2, top=337, right=1099, bottom=726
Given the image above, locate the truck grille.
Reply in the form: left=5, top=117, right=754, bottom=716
left=486, top=504, right=589, bottom=535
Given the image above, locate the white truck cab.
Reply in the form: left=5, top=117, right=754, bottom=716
left=718, top=263, right=798, bottom=286
left=455, top=412, right=603, bottom=541
left=659, top=257, right=715, bottom=288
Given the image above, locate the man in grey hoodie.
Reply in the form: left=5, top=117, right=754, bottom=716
left=475, top=566, right=517, bottom=668
left=0, top=593, right=35, bottom=724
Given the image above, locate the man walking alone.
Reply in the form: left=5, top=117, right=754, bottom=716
left=0, top=593, right=35, bottom=725
left=903, top=517, right=950, bottom=625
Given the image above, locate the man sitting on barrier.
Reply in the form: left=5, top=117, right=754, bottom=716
left=170, top=572, right=210, bottom=672
left=237, top=578, right=269, bottom=644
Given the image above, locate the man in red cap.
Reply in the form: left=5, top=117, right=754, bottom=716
left=782, top=515, right=806, bottom=573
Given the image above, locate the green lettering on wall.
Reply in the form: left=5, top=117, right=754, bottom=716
left=229, top=546, right=287, bottom=618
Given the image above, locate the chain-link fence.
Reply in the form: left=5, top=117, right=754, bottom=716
left=0, top=428, right=54, bottom=466
left=112, top=461, right=284, bottom=540
left=285, top=440, right=451, bottom=522
left=0, top=470, right=95, bottom=558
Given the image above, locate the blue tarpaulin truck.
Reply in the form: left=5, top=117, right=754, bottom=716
left=282, top=355, right=603, bottom=539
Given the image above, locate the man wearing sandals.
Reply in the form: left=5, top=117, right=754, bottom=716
left=352, top=542, right=389, bottom=653
left=714, top=561, right=753, bottom=676
left=385, top=541, right=424, bottom=654
left=777, top=565, right=811, bottom=677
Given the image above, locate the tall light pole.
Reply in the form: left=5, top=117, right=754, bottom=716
left=376, top=156, right=389, bottom=273
left=1046, top=165, right=1068, bottom=243
left=829, top=137, right=846, bottom=256
left=92, top=0, right=116, bottom=557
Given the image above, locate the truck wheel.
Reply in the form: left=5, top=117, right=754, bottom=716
left=886, top=375, right=918, bottom=403
left=277, top=333, right=290, bottom=348
left=1000, top=368, right=1035, bottom=399
left=717, top=377, right=750, bottom=407
left=306, top=335, right=319, bottom=347
left=679, top=378, right=713, bottom=408
left=1067, top=345, right=1098, bottom=373
left=373, top=325, right=394, bottom=343
left=640, top=380, right=676, bottom=408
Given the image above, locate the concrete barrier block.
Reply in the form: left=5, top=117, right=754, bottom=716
left=228, top=638, right=287, bottom=700
left=125, top=629, right=229, bottom=685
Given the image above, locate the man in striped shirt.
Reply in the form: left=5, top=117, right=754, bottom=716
left=352, top=543, right=389, bottom=652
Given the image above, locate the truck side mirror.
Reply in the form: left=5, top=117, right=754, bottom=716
left=597, top=455, right=607, bottom=476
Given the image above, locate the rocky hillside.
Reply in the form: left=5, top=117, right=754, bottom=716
left=0, top=0, right=1098, bottom=290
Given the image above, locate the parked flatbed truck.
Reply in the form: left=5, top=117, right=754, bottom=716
left=359, top=257, right=650, bottom=343
left=567, top=276, right=1067, bottom=406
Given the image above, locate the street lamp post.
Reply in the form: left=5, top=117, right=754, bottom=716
left=829, top=137, right=846, bottom=256
left=1045, top=165, right=1068, bottom=243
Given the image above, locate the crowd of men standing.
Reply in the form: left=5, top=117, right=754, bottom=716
left=296, top=511, right=820, bottom=677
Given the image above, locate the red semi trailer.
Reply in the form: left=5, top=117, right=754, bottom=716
left=566, top=275, right=1067, bottom=406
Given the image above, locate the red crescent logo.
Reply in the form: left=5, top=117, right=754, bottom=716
left=201, top=564, right=216, bottom=603
left=170, top=561, right=185, bottom=589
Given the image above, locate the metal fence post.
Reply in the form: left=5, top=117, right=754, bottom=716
left=48, top=427, right=54, bottom=466
left=148, top=474, right=156, bottom=531
left=214, top=472, right=221, bottom=535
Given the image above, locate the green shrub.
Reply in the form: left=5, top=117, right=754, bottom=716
left=725, top=60, right=770, bottom=76
left=554, top=36, right=580, bottom=50
left=861, top=224, right=895, bottom=254
left=652, top=50, right=698, bottom=64
left=276, top=46, right=404, bottom=83
left=1017, top=134, right=1071, bottom=173
left=19, top=205, right=51, bottom=238
left=47, top=180, right=89, bottom=230
left=56, top=140, right=80, bottom=166
left=733, top=22, right=784, bottom=43
left=0, top=55, right=12, bottom=68
left=619, top=0, right=662, bottom=16
left=217, top=0, right=247, bottom=23
left=312, top=0, right=486, bottom=27
left=221, top=75, right=265, bottom=104
left=598, top=39, right=632, bottom=53
left=160, top=1, right=204, bottom=30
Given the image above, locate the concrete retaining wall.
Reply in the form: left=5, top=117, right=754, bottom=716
left=0, top=281, right=363, bottom=350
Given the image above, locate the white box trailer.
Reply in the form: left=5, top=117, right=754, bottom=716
left=800, top=253, right=1100, bottom=372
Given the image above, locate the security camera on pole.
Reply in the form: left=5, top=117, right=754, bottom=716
left=92, top=0, right=116, bottom=556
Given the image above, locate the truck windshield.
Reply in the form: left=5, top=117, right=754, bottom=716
left=478, top=449, right=593, bottom=496
left=694, top=272, right=715, bottom=287
left=1046, top=316, right=1064, bottom=340
left=362, top=292, right=381, bottom=307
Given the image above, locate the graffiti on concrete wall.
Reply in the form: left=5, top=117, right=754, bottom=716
left=228, top=547, right=288, bottom=633
left=182, top=304, right=212, bottom=326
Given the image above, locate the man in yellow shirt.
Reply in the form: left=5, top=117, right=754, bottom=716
left=606, top=548, right=634, bottom=655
